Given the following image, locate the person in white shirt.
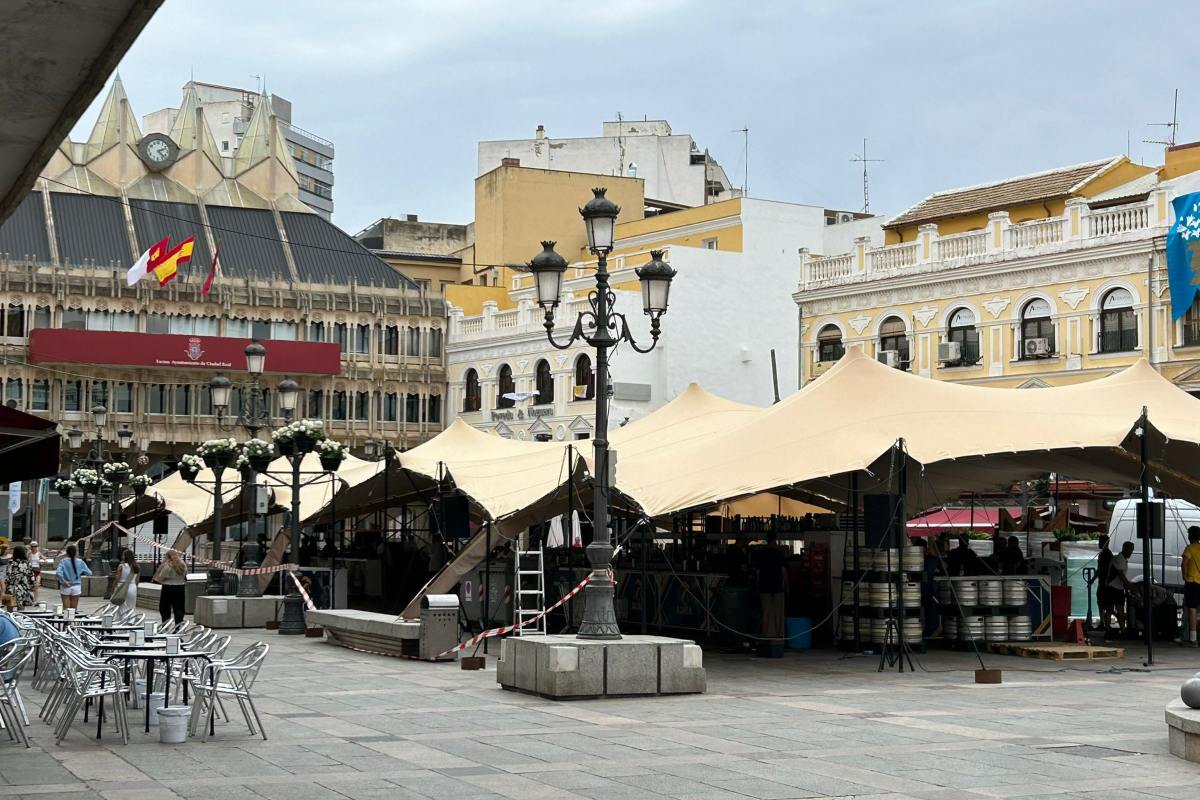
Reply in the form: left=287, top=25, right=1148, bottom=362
left=1109, top=541, right=1136, bottom=633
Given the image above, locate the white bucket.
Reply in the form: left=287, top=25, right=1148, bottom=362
left=157, top=706, right=189, bottom=744
left=147, top=692, right=166, bottom=725
left=129, top=678, right=145, bottom=709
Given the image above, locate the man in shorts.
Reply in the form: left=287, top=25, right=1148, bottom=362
left=1181, top=526, right=1200, bottom=647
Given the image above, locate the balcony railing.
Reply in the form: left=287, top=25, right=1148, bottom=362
left=800, top=196, right=1165, bottom=291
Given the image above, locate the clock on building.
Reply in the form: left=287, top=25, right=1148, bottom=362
left=137, top=133, right=178, bottom=171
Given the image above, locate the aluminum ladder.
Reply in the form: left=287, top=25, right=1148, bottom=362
left=513, top=546, right=547, bottom=636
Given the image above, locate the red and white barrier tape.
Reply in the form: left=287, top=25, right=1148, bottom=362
left=434, top=571, right=595, bottom=660
left=120, top=526, right=298, bottom=576
left=289, top=571, right=317, bottom=612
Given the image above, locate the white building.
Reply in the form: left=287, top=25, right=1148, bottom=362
left=446, top=197, right=881, bottom=440
left=478, top=119, right=738, bottom=210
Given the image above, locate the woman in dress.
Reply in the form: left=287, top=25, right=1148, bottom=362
left=115, top=548, right=139, bottom=613
left=5, top=545, right=35, bottom=609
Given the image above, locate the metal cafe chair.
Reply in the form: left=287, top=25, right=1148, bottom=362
left=188, top=642, right=269, bottom=741
left=0, top=638, right=37, bottom=747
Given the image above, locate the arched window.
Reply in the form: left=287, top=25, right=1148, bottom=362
left=573, top=354, right=594, bottom=401
left=1185, top=294, right=1200, bottom=347
left=463, top=369, right=481, bottom=412
left=817, top=325, right=844, bottom=363
left=946, top=308, right=980, bottom=365
left=497, top=364, right=515, bottom=408
left=535, top=359, right=554, bottom=405
left=1098, top=288, right=1136, bottom=353
left=1020, top=298, right=1054, bottom=358
left=878, top=316, right=909, bottom=370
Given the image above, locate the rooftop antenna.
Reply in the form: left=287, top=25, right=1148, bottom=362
left=850, top=137, right=883, bottom=213
left=731, top=127, right=748, bottom=196
left=1144, top=89, right=1180, bottom=147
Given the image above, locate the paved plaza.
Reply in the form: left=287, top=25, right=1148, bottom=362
left=5, top=614, right=1200, bottom=800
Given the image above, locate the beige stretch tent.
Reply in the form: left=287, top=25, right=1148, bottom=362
left=615, top=349, right=1200, bottom=518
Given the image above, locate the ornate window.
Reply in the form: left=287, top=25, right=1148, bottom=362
left=426, top=395, right=442, bottom=423
left=535, top=359, right=554, bottom=405
left=573, top=354, right=594, bottom=401
left=1020, top=298, right=1055, bottom=358
left=405, top=393, right=421, bottom=423
left=946, top=308, right=980, bottom=365
left=1098, top=288, right=1137, bottom=353
left=817, top=325, right=844, bottom=362
left=878, top=316, right=910, bottom=370
left=463, top=369, right=481, bottom=412
left=497, top=364, right=515, bottom=408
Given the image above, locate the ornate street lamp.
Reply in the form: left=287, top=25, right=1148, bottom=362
left=525, top=187, right=676, bottom=640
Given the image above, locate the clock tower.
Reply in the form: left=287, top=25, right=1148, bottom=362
left=136, top=133, right=178, bottom=171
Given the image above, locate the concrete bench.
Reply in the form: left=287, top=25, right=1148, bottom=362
left=194, top=595, right=287, bottom=628
left=305, top=609, right=427, bottom=658
left=1167, top=699, right=1200, bottom=762
left=136, top=580, right=206, bottom=616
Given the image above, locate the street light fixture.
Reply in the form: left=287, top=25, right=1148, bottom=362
left=208, top=374, right=232, bottom=414
left=278, top=377, right=299, bottom=417
left=91, top=404, right=108, bottom=430
left=525, top=187, right=676, bottom=640
left=116, top=425, right=134, bottom=451
left=244, top=340, right=267, bottom=375
left=66, top=427, right=83, bottom=451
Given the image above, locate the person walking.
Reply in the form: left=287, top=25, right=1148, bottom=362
left=55, top=544, right=91, bottom=610
left=28, top=541, right=41, bottom=605
left=5, top=545, right=35, bottom=609
left=113, top=549, right=139, bottom=613
left=0, top=542, right=9, bottom=598
left=153, top=550, right=187, bottom=625
left=1181, top=526, right=1200, bottom=647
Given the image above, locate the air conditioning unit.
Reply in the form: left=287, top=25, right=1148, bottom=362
left=811, top=360, right=833, bottom=377
left=1024, top=337, right=1052, bottom=358
left=877, top=350, right=901, bottom=369
left=838, top=212, right=853, bottom=224
left=938, top=340, right=962, bottom=365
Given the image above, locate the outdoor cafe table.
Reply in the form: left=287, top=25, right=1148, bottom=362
left=102, top=648, right=211, bottom=733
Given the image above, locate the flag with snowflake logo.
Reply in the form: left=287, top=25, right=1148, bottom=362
left=1168, top=192, right=1200, bottom=320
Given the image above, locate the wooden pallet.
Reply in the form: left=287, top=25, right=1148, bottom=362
left=987, top=642, right=1124, bottom=660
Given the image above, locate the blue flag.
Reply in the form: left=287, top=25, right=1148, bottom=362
left=1168, top=192, right=1200, bottom=320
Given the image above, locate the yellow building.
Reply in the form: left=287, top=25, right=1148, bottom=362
left=795, top=144, right=1200, bottom=391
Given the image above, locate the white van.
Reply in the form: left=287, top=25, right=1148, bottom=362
left=1106, top=499, right=1200, bottom=591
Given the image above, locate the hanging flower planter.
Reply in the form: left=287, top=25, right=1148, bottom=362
left=275, top=436, right=296, bottom=457
left=274, top=419, right=325, bottom=455
left=316, top=439, right=345, bottom=472
left=54, top=478, right=74, bottom=499
left=199, top=438, right=239, bottom=470
left=178, top=454, right=203, bottom=483
left=242, top=439, right=275, bottom=473
left=72, top=468, right=100, bottom=493
left=128, top=475, right=152, bottom=497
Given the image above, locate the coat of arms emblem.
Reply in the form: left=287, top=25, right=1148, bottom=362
left=186, top=337, right=204, bottom=361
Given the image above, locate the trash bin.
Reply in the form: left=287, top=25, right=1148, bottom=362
left=786, top=617, right=812, bottom=650
left=147, top=692, right=166, bottom=725
left=157, top=706, right=189, bottom=744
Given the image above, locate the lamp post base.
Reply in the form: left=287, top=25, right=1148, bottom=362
left=576, top=571, right=622, bottom=640
left=237, top=562, right=263, bottom=597
left=205, top=568, right=226, bottom=596
left=278, top=592, right=306, bottom=635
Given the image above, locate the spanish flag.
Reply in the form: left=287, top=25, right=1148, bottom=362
left=125, top=236, right=195, bottom=288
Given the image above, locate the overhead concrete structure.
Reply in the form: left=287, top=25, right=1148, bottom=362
left=0, top=0, right=163, bottom=224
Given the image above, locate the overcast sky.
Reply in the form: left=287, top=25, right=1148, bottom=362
left=73, top=0, right=1193, bottom=235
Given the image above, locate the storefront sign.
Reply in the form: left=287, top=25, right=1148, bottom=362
left=491, top=409, right=517, bottom=421
left=529, top=406, right=554, bottom=417
left=28, top=329, right=341, bottom=375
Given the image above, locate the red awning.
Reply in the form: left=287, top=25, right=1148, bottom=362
left=907, top=506, right=1020, bottom=536
left=0, top=405, right=60, bottom=484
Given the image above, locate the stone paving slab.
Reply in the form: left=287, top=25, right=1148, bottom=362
left=5, top=602, right=1200, bottom=799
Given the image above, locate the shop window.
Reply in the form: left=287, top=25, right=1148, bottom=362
left=1098, top=288, right=1137, bottom=353
left=405, top=393, right=421, bottom=423
left=1020, top=298, right=1055, bottom=358
left=535, top=359, right=554, bottom=405
left=29, top=380, right=49, bottom=411
left=878, top=317, right=910, bottom=370
left=817, top=325, right=844, bottom=363
left=463, top=369, right=481, bottom=412
left=946, top=308, right=980, bottom=365
left=497, top=365, right=515, bottom=408
left=573, top=354, right=594, bottom=401
left=426, top=395, right=442, bottom=424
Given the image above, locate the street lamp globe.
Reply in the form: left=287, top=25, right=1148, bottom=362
left=244, top=340, right=267, bottom=375
left=364, top=439, right=377, bottom=458
left=91, top=404, right=108, bottom=430
left=116, top=425, right=134, bottom=451
left=580, top=187, right=620, bottom=254
left=66, top=427, right=83, bottom=450
left=634, top=249, right=677, bottom=316
left=277, top=377, right=299, bottom=416
left=209, top=374, right=232, bottom=414
left=527, top=241, right=568, bottom=310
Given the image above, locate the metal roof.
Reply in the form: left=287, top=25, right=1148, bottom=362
left=50, top=192, right=132, bottom=266
left=205, top=206, right=290, bottom=281
left=281, top=211, right=414, bottom=288
left=0, top=193, right=51, bottom=263
left=130, top=199, right=211, bottom=278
